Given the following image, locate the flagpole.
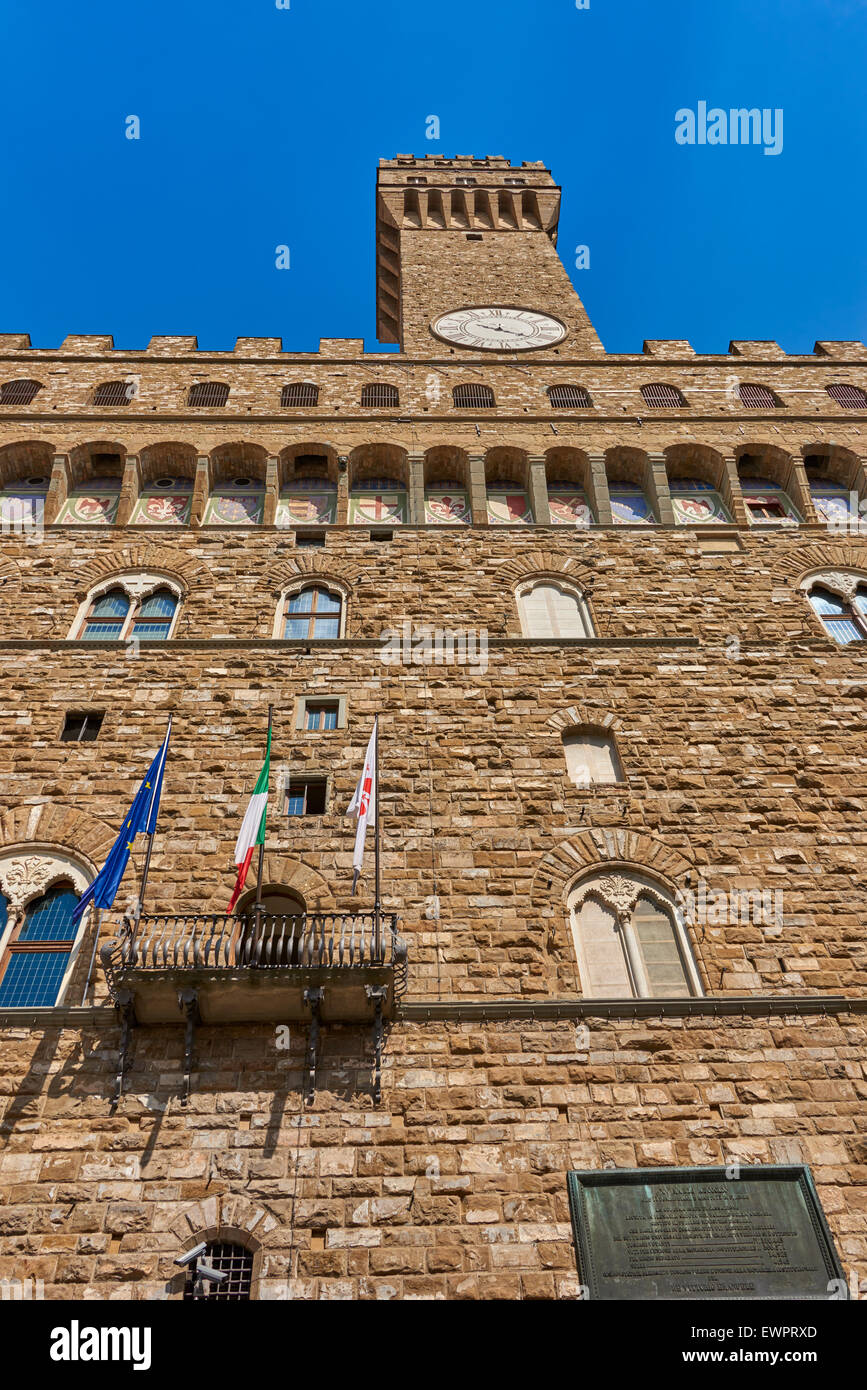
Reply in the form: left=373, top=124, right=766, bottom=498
left=374, top=714, right=381, bottom=960
left=253, top=705, right=274, bottom=918
left=138, top=713, right=172, bottom=920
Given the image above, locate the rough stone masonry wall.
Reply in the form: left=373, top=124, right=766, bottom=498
left=1, top=333, right=867, bottom=1298
left=0, top=1013, right=864, bottom=1300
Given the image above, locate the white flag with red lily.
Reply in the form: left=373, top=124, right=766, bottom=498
left=227, top=727, right=271, bottom=912
left=346, top=717, right=377, bottom=894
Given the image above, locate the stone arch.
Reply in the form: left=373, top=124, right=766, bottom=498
left=255, top=854, right=333, bottom=911
left=139, top=441, right=199, bottom=485
left=546, top=705, right=622, bottom=734
left=69, top=544, right=213, bottom=601
left=0, top=440, right=55, bottom=488
left=0, top=803, right=115, bottom=869
left=268, top=553, right=358, bottom=599
left=531, top=830, right=693, bottom=908
left=168, top=1194, right=277, bottom=1249
left=165, top=1195, right=275, bottom=1299
left=771, top=543, right=867, bottom=587
left=494, top=550, right=594, bottom=591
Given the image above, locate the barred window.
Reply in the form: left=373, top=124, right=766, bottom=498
left=188, top=382, right=230, bottom=407
left=361, top=384, right=399, bottom=408
left=0, top=379, right=43, bottom=406
left=548, top=384, right=592, bottom=409
left=92, top=380, right=135, bottom=406
left=453, top=383, right=495, bottom=408
left=826, top=383, right=867, bottom=410
left=738, top=383, right=780, bottom=409
left=640, top=383, right=686, bottom=408
left=281, top=382, right=319, bottom=407
left=183, top=1243, right=254, bottom=1301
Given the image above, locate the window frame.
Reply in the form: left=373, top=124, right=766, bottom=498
left=568, top=873, right=702, bottom=1001
left=0, top=854, right=94, bottom=1009
left=277, top=583, right=347, bottom=641
left=826, top=383, right=867, bottom=410
left=738, top=382, right=782, bottom=410
left=453, top=383, right=495, bottom=409
left=547, top=384, right=593, bottom=409
left=60, top=710, right=105, bottom=743
left=188, top=382, right=230, bottom=408
left=92, top=380, right=136, bottom=407
left=640, top=382, right=686, bottom=409
left=515, top=577, right=595, bottom=639
left=280, top=382, right=320, bottom=408
left=284, top=776, right=329, bottom=817
left=562, top=726, right=626, bottom=787
left=295, top=695, right=347, bottom=731
left=803, top=575, right=867, bottom=645
left=0, top=379, right=43, bottom=406
left=70, top=575, right=183, bottom=642
left=360, top=384, right=399, bottom=409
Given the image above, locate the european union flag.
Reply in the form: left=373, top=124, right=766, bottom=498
left=71, top=721, right=172, bottom=924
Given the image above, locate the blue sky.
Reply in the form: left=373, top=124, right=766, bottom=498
left=0, top=0, right=864, bottom=354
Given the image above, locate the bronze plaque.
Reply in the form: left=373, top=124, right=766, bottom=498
left=567, top=1165, right=847, bottom=1300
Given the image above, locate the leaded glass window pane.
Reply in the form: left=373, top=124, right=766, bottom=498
left=0, top=950, right=70, bottom=1007
left=17, top=885, right=79, bottom=942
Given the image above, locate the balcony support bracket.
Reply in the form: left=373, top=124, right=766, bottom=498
left=111, top=989, right=136, bottom=1108
left=366, top=985, right=388, bottom=1104
left=178, top=987, right=200, bottom=1106
left=303, top=987, right=323, bottom=1105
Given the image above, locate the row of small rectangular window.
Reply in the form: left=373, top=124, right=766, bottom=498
left=3, top=379, right=866, bottom=410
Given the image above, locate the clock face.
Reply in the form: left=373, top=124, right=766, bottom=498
left=432, top=306, right=567, bottom=352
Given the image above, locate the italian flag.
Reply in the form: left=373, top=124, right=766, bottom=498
left=227, top=728, right=271, bottom=912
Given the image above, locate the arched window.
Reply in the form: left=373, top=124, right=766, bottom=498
left=0, top=379, right=43, bottom=406
left=0, top=881, right=81, bottom=1007
left=517, top=580, right=594, bottom=638
left=568, top=872, right=701, bottom=1000
left=281, top=382, right=319, bottom=407
left=562, top=728, right=624, bottom=786
left=182, top=1241, right=254, bottom=1301
left=75, top=581, right=180, bottom=641
left=282, top=585, right=343, bottom=640
left=453, top=384, right=495, bottom=408
left=188, top=382, right=230, bottom=407
left=361, top=384, right=399, bottom=408
left=92, top=381, right=135, bottom=406
left=738, top=383, right=781, bottom=409
left=548, top=384, right=592, bottom=409
left=640, top=383, right=686, bottom=408
left=805, top=579, right=867, bottom=644
left=826, top=384, right=867, bottom=410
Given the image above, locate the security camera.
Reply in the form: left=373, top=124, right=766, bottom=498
left=174, top=1241, right=207, bottom=1267
left=196, top=1265, right=227, bottom=1284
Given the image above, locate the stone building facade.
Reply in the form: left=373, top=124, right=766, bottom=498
left=0, top=154, right=865, bottom=1301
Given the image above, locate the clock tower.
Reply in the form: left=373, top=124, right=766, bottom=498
left=375, top=154, right=604, bottom=358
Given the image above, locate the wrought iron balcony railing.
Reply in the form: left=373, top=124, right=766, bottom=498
left=101, top=909, right=408, bottom=1103
left=103, top=909, right=404, bottom=979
